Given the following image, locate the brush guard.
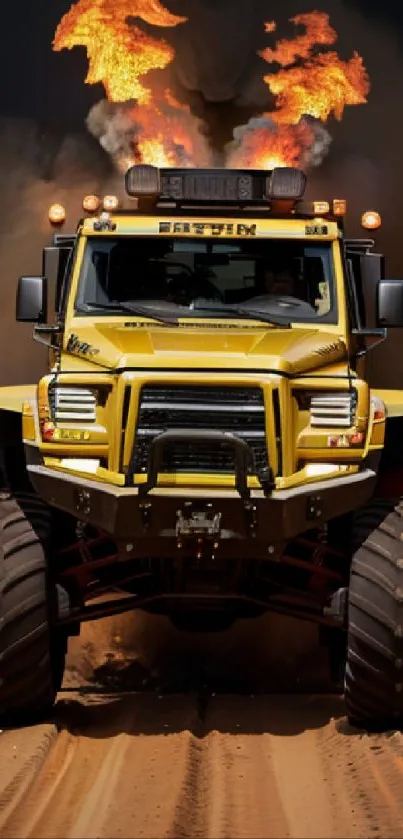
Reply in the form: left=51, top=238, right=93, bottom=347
left=130, top=429, right=274, bottom=499
left=130, top=429, right=274, bottom=538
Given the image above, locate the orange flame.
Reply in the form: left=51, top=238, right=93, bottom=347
left=53, top=0, right=187, bottom=105
left=260, top=12, right=337, bottom=66
left=266, top=51, right=369, bottom=124
left=226, top=121, right=316, bottom=171
left=231, top=11, right=370, bottom=170
left=120, top=93, right=211, bottom=170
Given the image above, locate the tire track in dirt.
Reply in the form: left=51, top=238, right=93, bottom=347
left=0, top=724, right=57, bottom=828
left=2, top=611, right=403, bottom=838
left=2, top=691, right=403, bottom=838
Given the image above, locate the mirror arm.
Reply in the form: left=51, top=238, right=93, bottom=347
left=35, top=325, right=62, bottom=335
left=33, top=323, right=63, bottom=351
left=351, top=327, right=387, bottom=357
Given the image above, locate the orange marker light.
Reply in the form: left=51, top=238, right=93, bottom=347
left=48, top=204, right=66, bottom=225
left=333, top=199, right=347, bottom=216
left=83, top=194, right=100, bottom=213
left=313, top=201, right=330, bottom=214
left=361, top=210, right=381, bottom=230
left=103, top=195, right=119, bottom=211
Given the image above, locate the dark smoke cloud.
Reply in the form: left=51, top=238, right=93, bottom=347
left=0, top=118, right=113, bottom=387
left=167, top=0, right=270, bottom=107
left=342, top=0, right=403, bottom=29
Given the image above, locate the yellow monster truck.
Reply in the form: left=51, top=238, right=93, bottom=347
left=1, top=165, right=403, bottom=730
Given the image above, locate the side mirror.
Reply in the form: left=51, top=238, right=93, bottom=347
left=16, top=276, right=47, bottom=323
left=377, top=279, right=403, bottom=328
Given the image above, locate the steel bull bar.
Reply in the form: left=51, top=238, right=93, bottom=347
left=26, top=429, right=377, bottom=556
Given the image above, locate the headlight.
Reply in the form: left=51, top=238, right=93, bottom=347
left=50, top=387, right=97, bottom=423
left=309, top=392, right=356, bottom=428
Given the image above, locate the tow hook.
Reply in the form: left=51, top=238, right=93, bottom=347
left=176, top=502, right=222, bottom=541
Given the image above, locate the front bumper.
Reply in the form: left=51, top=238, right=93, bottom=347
left=27, top=460, right=377, bottom=560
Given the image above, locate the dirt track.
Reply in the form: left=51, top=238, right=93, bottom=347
left=1, top=610, right=403, bottom=838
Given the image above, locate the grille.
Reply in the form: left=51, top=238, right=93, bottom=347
left=49, top=386, right=97, bottom=422
left=132, top=385, right=268, bottom=476
left=310, top=392, right=356, bottom=428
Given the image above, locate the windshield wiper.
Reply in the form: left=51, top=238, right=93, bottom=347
left=77, top=301, right=179, bottom=326
left=78, top=300, right=290, bottom=328
left=190, top=301, right=291, bottom=328
left=235, top=307, right=291, bottom=327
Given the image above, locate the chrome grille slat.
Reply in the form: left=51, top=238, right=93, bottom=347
left=50, top=386, right=97, bottom=423
left=310, top=392, right=356, bottom=428
left=142, top=401, right=264, bottom=413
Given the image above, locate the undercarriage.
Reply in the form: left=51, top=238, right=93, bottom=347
left=50, top=515, right=352, bottom=633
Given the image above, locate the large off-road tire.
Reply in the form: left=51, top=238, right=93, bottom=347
left=345, top=498, right=403, bottom=730
left=0, top=491, right=66, bottom=725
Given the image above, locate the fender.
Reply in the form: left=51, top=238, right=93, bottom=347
left=0, top=384, right=37, bottom=413
left=373, top=389, right=403, bottom=419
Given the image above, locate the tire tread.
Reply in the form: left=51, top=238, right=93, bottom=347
left=346, top=498, right=403, bottom=730
left=0, top=491, right=64, bottom=724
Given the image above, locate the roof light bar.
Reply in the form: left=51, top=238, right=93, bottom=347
left=125, top=164, right=308, bottom=204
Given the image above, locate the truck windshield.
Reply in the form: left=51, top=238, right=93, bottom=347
left=75, top=236, right=337, bottom=324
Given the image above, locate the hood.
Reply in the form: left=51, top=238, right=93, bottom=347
left=62, top=321, right=348, bottom=376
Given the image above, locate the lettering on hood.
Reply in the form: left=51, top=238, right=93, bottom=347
left=67, top=333, right=100, bottom=358
left=315, top=340, right=343, bottom=357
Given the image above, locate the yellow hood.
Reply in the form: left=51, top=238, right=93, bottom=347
left=62, top=320, right=347, bottom=376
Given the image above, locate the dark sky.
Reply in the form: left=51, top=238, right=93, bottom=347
left=0, top=0, right=100, bottom=131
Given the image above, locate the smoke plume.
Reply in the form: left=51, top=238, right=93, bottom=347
left=0, top=118, right=112, bottom=387
left=225, top=116, right=332, bottom=171
left=87, top=95, right=213, bottom=171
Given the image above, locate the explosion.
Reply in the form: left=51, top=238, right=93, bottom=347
left=53, top=5, right=370, bottom=172
left=226, top=117, right=332, bottom=172
left=229, top=11, right=370, bottom=171
left=87, top=95, right=211, bottom=172
left=53, top=0, right=186, bottom=105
